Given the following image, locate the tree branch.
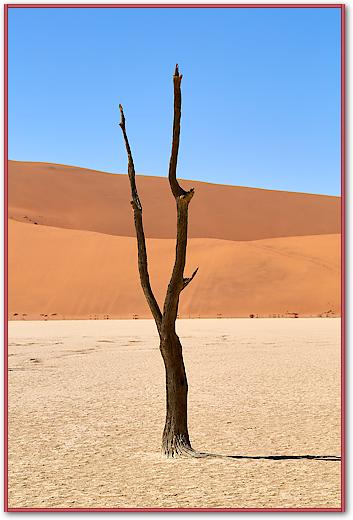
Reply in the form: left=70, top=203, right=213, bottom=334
left=182, top=267, right=199, bottom=291
left=162, top=65, right=197, bottom=334
left=162, top=189, right=195, bottom=333
left=168, top=64, right=188, bottom=198
left=119, top=104, right=162, bottom=333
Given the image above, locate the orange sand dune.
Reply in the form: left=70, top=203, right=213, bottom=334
left=9, top=161, right=340, bottom=241
left=9, top=219, right=340, bottom=320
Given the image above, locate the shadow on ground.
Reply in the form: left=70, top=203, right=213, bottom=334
left=226, top=454, right=340, bottom=461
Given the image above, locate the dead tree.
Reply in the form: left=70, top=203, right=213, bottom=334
left=119, top=64, right=198, bottom=457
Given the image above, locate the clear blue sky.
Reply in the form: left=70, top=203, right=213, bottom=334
left=8, top=7, right=341, bottom=195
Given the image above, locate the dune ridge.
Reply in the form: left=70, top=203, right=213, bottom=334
left=9, top=161, right=340, bottom=241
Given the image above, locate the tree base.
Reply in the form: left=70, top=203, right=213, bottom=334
left=161, top=433, right=212, bottom=459
left=162, top=432, right=193, bottom=458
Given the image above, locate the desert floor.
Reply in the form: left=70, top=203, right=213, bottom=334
left=8, top=318, right=341, bottom=510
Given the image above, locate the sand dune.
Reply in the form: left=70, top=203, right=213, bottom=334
left=8, top=219, right=340, bottom=320
left=9, top=161, right=340, bottom=241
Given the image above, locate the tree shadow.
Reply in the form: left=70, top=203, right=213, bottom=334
left=226, top=454, right=340, bottom=461
left=187, top=447, right=341, bottom=461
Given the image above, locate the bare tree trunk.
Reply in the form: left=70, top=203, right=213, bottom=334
left=119, top=64, right=198, bottom=457
left=160, top=333, right=191, bottom=456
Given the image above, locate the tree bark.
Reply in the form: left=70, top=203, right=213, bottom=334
left=160, top=333, right=191, bottom=456
left=119, top=104, right=162, bottom=336
left=168, top=64, right=188, bottom=198
left=119, top=65, right=198, bottom=457
left=160, top=189, right=195, bottom=456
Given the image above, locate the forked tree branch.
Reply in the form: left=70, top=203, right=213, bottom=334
left=119, top=65, right=197, bottom=338
left=119, top=105, right=162, bottom=334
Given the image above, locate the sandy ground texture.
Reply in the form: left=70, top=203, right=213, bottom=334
left=8, top=319, right=341, bottom=510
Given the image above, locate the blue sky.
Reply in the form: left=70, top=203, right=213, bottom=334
left=8, top=7, right=341, bottom=195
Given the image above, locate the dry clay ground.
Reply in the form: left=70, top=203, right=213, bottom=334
left=8, top=319, right=341, bottom=509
